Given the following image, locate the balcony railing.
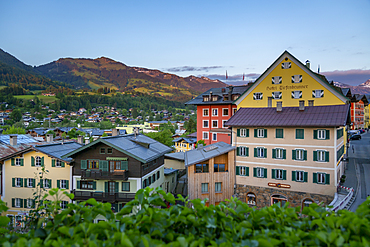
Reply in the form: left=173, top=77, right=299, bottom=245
left=72, top=190, right=136, bottom=202
left=81, top=170, right=128, bottom=180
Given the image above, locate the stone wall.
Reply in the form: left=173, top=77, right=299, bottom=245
left=236, top=184, right=334, bottom=208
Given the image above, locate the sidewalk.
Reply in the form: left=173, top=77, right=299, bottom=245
left=342, top=156, right=358, bottom=192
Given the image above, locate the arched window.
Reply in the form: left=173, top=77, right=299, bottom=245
left=302, top=198, right=314, bottom=208
left=35, top=156, right=42, bottom=166
left=247, top=192, right=256, bottom=206
left=271, top=194, right=287, bottom=206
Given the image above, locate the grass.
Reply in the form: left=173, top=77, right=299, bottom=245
left=14, top=95, right=57, bottom=103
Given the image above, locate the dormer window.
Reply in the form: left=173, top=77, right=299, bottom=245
left=212, top=95, right=218, bottom=101
left=203, top=96, right=209, bottom=102
left=232, top=94, right=239, bottom=101
left=223, top=95, right=229, bottom=101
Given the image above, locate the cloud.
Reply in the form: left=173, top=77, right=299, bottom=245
left=321, top=69, right=370, bottom=86
left=201, top=73, right=261, bottom=86
left=165, top=65, right=224, bottom=73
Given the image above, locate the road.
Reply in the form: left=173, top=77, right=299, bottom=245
left=348, top=131, right=370, bottom=211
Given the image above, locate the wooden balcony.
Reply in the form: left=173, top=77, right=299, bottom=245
left=72, top=190, right=136, bottom=202
left=81, top=170, right=128, bottom=180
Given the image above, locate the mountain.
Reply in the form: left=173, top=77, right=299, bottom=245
left=359, top=79, right=370, bottom=88
left=35, top=57, right=226, bottom=102
left=333, top=79, right=370, bottom=95
left=0, top=48, right=35, bottom=74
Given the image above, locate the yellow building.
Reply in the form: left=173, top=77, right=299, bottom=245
left=235, top=51, right=349, bottom=109
left=365, top=104, right=369, bottom=129
left=1, top=138, right=82, bottom=219
left=173, top=137, right=197, bottom=153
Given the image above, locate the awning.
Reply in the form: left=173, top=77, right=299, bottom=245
left=106, top=157, right=128, bottom=161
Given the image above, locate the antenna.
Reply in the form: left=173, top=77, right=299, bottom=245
left=318, top=65, right=320, bottom=74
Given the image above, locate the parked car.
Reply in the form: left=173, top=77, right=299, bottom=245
left=350, top=134, right=361, bottom=140
left=358, top=129, right=365, bottom=134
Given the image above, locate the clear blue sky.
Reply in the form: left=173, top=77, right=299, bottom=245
left=1, top=0, right=369, bottom=85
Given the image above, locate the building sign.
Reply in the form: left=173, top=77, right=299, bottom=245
left=268, top=182, right=291, bottom=189
left=266, top=85, right=308, bottom=91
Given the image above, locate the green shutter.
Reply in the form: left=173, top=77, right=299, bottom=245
left=246, top=147, right=249, bottom=157
left=264, top=129, right=267, bottom=138
left=105, top=182, right=108, bottom=193
left=237, top=147, right=240, bottom=156
left=292, top=150, right=296, bottom=160
left=314, top=130, right=318, bottom=139
left=11, top=158, right=15, bottom=166
left=32, top=179, right=35, bottom=188
left=236, top=166, right=240, bottom=175
left=283, top=150, right=286, bottom=159
left=263, top=168, right=267, bottom=178
left=254, top=148, right=257, bottom=157
left=100, top=160, right=108, bottom=171
left=254, top=129, right=257, bottom=137
left=325, top=151, right=329, bottom=162
left=12, top=198, right=15, bottom=207
left=304, top=150, right=307, bottom=161
left=325, top=130, right=330, bottom=140
left=57, top=180, right=60, bottom=189
left=292, top=171, right=296, bottom=181
left=20, top=199, right=23, bottom=208
left=41, top=157, right=44, bottom=166
left=264, top=148, right=267, bottom=158
left=237, top=129, right=240, bottom=137
left=272, top=149, right=276, bottom=159
left=52, top=159, right=55, bottom=167
left=81, top=160, right=87, bottom=169
left=115, top=182, right=119, bottom=193
left=93, top=181, right=96, bottom=190
left=283, top=170, right=287, bottom=180
left=246, top=129, right=249, bottom=137
left=24, top=178, right=27, bottom=187
left=121, top=161, right=128, bottom=170
left=253, top=167, right=257, bottom=177
left=313, top=173, right=317, bottom=183
left=24, top=199, right=27, bottom=208
left=20, top=178, right=23, bottom=187
left=313, top=151, right=318, bottom=161
left=21, top=159, right=24, bottom=166
left=31, top=156, right=35, bottom=166
left=48, top=179, right=52, bottom=188
left=12, top=178, right=15, bottom=187
left=246, top=167, right=249, bottom=176
left=325, top=174, right=330, bottom=184
left=61, top=162, right=65, bottom=167
left=304, top=172, right=308, bottom=182
left=40, top=179, right=44, bottom=188
left=32, top=199, right=36, bottom=208
left=272, top=169, right=276, bottom=179
left=77, top=180, right=80, bottom=189
left=66, top=180, right=69, bottom=189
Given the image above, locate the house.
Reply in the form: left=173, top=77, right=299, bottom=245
left=350, top=94, right=368, bottom=129
left=164, top=152, right=185, bottom=170
left=184, top=142, right=236, bottom=206
left=173, top=137, right=197, bottom=153
left=163, top=168, right=178, bottom=194
left=185, top=86, right=250, bottom=145
left=62, top=133, right=173, bottom=212
left=0, top=135, right=82, bottom=218
left=225, top=104, right=350, bottom=208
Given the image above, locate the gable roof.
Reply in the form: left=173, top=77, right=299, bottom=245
left=33, top=141, right=83, bottom=162
left=0, top=134, right=40, bottom=145
left=225, top=104, right=350, bottom=128
left=184, top=142, right=235, bottom=167
left=62, top=134, right=173, bottom=163
left=234, top=51, right=349, bottom=105
left=172, top=137, right=197, bottom=144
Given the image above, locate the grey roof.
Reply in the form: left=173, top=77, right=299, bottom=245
left=172, top=137, right=197, bottom=144
left=0, top=143, right=32, bottom=159
left=63, top=134, right=173, bottom=163
left=165, top=152, right=185, bottom=161
left=341, top=88, right=351, bottom=98
left=225, top=105, right=350, bottom=128
left=185, top=85, right=250, bottom=105
left=164, top=168, right=178, bottom=175
left=30, top=128, right=50, bottom=135
left=0, top=134, right=39, bottom=145
left=34, top=141, right=83, bottom=162
left=184, top=142, right=236, bottom=167
left=187, top=132, right=197, bottom=138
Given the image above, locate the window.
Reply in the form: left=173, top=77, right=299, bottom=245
left=247, top=193, right=256, bottom=206
left=212, top=95, right=218, bottom=101
left=195, top=164, right=209, bottom=173
left=15, top=198, right=22, bottom=208
left=255, top=128, right=267, bottom=138
left=148, top=177, right=152, bottom=185
left=212, top=120, right=218, bottom=128
left=215, top=182, right=222, bottom=193
left=337, top=146, right=344, bottom=162
left=303, top=199, right=314, bottom=208
left=15, top=158, right=23, bottom=166
left=237, top=146, right=249, bottom=157
left=212, top=109, right=218, bottom=116
left=203, top=120, right=209, bottom=128
left=43, top=179, right=51, bottom=189
left=272, top=76, right=282, bottom=84
left=255, top=147, right=267, bottom=158
left=272, top=148, right=286, bottom=159
left=88, top=160, right=99, bottom=169
left=318, top=130, right=326, bottom=139
left=308, top=100, right=314, bottom=106
left=268, top=97, right=272, bottom=107
left=282, top=62, right=291, bottom=69
left=293, top=149, right=307, bottom=161
left=232, top=94, right=239, bottom=101
left=122, top=182, right=130, bottom=191
left=253, top=93, right=263, bottom=100
left=237, top=128, right=249, bottom=137
left=152, top=174, right=156, bottom=183
left=296, top=129, right=304, bottom=139
left=233, top=108, right=237, bottom=115
left=254, top=167, right=267, bottom=178
left=272, top=91, right=282, bottom=99
left=236, top=166, right=249, bottom=176
left=292, top=91, right=302, bottom=99
left=314, top=150, right=329, bottom=162
left=201, top=183, right=209, bottom=193
left=291, top=74, right=302, bottom=83
left=35, top=156, right=42, bottom=167
left=14, top=178, right=22, bottom=187
left=107, top=148, right=113, bottom=154
left=292, top=170, right=308, bottom=182
left=100, top=148, right=105, bottom=154
left=203, top=96, right=209, bottom=102
left=27, top=178, right=35, bottom=188
left=223, top=108, right=229, bottom=116
left=337, top=128, right=344, bottom=139
left=56, top=160, right=62, bottom=167
left=272, top=169, right=286, bottom=180
left=312, top=90, right=324, bottom=98
left=203, top=109, right=209, bottom=116
left=222, top=120, right=227, bottom=128
left=214, top=164, right=226, bottom=172
left=26, top=199, right=35, bottom=208
left=212, top=133, right=217, bottom=141
left=81, top=181, right=95, bottom=190
left=157, top=171, right=160, bottom=179
left=314, top=129, right=329, bottom=140
left=203, top=132, right=209, bottom=140
left=275, top=129, right=284, bottom=138
left=314, top=172, right=330, bottom=184
left=60, top=201, right=68, bottom=209
left=59, top=180, right=68, bottom=189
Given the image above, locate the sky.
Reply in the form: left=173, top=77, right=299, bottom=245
left=1, top=0, right=369, bottom=86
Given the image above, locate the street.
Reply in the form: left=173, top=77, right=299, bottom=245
left=347, top=131, right=370, bottom=211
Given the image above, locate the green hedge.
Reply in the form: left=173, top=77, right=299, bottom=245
left=0, top=188, right=370, bottom=246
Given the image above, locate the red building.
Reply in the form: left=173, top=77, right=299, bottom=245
left=185, top=85, right=250, bottom=145
left=351, top=94, right=368, bottom=129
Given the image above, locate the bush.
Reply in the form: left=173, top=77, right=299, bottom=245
left=0, top=188, right=370, bottom=246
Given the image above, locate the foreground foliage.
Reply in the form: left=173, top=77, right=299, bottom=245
left=1, top=188, right=370, bottom=246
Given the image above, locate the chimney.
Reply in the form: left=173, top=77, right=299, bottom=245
left=9, top=135, right=17, bottom=146
left=197, top=144, right=203, bottom=150
left=228, top=85, right=233, bottom=101
left=133, top=127, right=140, bottom=138
left=299, top=100, right=305, bottom=111
left=93, top=136, right=99, bottom=141
left=46, top=134, right=53, bottom=142
left=77, top=135, right=83, bottom=144
left=305, top=60, right=310, bottom=69
left=276, top=102, right=282, bottom=112
left=84, top=137, right=90, bottom=145
left=112, top=128, right=118, bottom=136
left=209, top=91, right=213, bottom=101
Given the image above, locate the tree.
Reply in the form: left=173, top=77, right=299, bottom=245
left=159, top=121, right=176, bottom=134
left=10, top=109, right=22, bottom=122
left=145, top=129, right=173, bottom=147
left=131, top=108, right=138, bottom=119
left=102, top=132, right=108, bottom=137
left=184, top=118, right=196, bottom=134
left=3, top=125, right=26, bottom=134
left=195, top=139, right=206, bottom=148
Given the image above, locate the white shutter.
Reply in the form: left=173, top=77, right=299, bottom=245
left=272, top=92, right=276, bottom=99
left=299, top=91, right=302, bottom=98
left=253, top=93, right=257, bottom=100
left=320, top=90, right=324, bottom=97
left=272, top=77, right=275, bottom=84
left=312, top=90, right=316, bottom=98
left=278, top=92, right=282, bottom=99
